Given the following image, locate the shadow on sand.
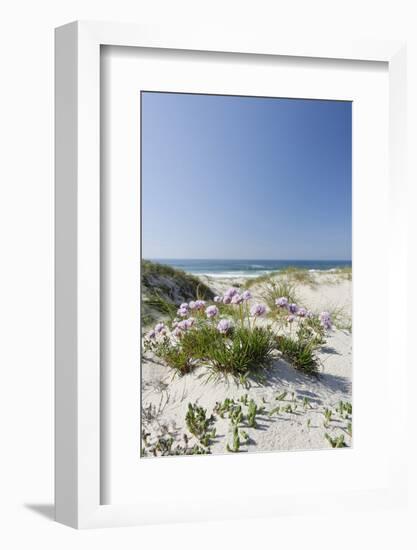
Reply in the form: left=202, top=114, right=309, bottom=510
left=257, top=358, right=351, bottom=396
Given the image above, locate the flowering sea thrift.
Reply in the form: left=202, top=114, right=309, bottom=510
left=147, top=329, right=156, bottom=339
left=241, top=290, right=252, bottom=301
left=154, top=322, right=165, bottom=334
left=217, top=319, right=233, bottom=334
left=224, top=287, right=239, bottom=298
left=288, top=303, right=298, bottom=314
left=205, top=305, right=219, bottom=318
left=297, top=307, right=307, bottom=317
left=177, top=306, right=189, bottom=317
left=231, top=293, right=244, bottom=305
left=275, top=297, right=289, bottom=308
left=319, top=311, right=332, bottom=330
left=287, top=315, right=296, bottom=323
left=194, top=300, right=206, bottom=311
left=178, top=319, right=193, bottom=330
left=213, top=295, right=222, bottom=303
left=250, top=303, right=267, bottom=317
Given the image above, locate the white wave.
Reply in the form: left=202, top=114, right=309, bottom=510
left=190, top=270, right=271, bottom=279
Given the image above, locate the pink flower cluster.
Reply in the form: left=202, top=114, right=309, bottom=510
left=250, top=303, right=267, bottom=317
left=215, top=287, right=252, bottom=305
left=177, top=300, right=207, bottom=317
left=217, top=319, right=233, bottom=334
left=275, top=297, right=332, bottom=329
left=147, top=322, right=167, bottom=339
left=171, top=317, right=196, bottom=338
left=319, top=311, right=332, bottom=330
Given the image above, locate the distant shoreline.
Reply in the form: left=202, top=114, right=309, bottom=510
left=144, top=258, right=352, bottom=279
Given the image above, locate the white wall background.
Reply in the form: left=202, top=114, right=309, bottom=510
left=0, top=1, right=416, bottom=548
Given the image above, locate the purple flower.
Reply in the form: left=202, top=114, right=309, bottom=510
left=173, top=327, right=183, bottom=338
left=242, top=290, right=252, bottom=301
left=147, top=330, right=156, bottom=339
left=177, top=319, right=195, bottom=331
left=275, top=297, right=289, bottom=308
left=297, top=307, right=307, bottom=317
left=155, top=322, right=165, bottom=334
left=224, top=287, right=239, bottom=298
left=288, top=303, right=298, bottom=314
left=188, top=301, right=197, bottom=310
left=250, top=303, right=267, bottom=317
left=177, top=307, right=189, bottom=317
left=180, top=303, right=189, bottom=310
left=213, top=295, right=222, bottom=303
left=205, top=305, right=219, bottom=318
left=194, top=300, right=206, bottom=311
left=231, top=293, right=244, bottom=305
left=222, top=295, right=232, bottom=304
left=319, top=311, right=332, bottom=330
left=217, top=319, right=233, bottom=334
left=287, top=315, right=296, bottom=323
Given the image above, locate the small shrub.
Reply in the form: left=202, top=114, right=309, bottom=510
left=337, top=400, right=352, bottom=418
left=229, top=404, right=244, bottom=426
left=247, top=399, right=263, bottom=427
left=227, top=425, right=241, bottom=453
left=214, top=397, right=236, bottom=419
left=325, top=433, right=346, bottom=448
left=141, top=432, right=211, bottom=457
left=185, top=403, right=216, bottom=447
left=323, top=408, right=332, bottom=428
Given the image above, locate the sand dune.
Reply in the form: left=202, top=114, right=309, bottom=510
left=141, top=271, right=352, bottom=456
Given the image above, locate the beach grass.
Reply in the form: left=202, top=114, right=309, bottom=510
left=243, top=271, right=278, bottom=289
left=142, top=260, right=214, bottom=326
left=279, top=266, right=317, bottom=286
left=261, top=279, right=299, bottom=312
left=147, top=321, right=275, bottom=381
left=142, top=260, right=214, bottom=300
left=334, top=266, right=352, bottom=281
left=276, top=334, right=319, bottom=375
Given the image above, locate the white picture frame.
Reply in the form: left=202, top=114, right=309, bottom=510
left=55, top=21, right=407, bottom=529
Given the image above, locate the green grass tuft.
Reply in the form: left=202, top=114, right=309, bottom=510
left=261, top=279, right=299, bottom=312
left=276, top=334, right=320, bottom=375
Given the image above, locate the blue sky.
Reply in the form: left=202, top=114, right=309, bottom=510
left=141, top=92, right=351, bottom=260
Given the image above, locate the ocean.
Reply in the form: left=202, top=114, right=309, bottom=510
left=150, top=259, right=352, bottom=279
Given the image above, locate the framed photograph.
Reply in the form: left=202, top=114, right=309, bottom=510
left=55, top=21, right=407, bottom=528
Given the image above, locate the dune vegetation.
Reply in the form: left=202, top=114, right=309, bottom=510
left=141, top=263, right=352, bottom=458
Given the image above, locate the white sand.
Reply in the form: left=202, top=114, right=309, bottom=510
left=142, top=271, right=352, bottom=455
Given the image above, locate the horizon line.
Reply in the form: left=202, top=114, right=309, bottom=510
left=144, top=257, right=352, bottom=262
